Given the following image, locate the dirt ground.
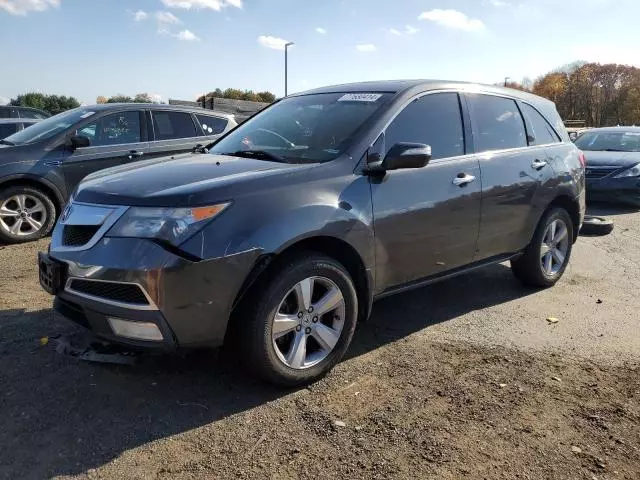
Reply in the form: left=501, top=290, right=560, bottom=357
left=0, top=204, right=639, bottom=480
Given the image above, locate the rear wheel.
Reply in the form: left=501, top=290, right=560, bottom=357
left=242, top=252, right=358, bottom=386
left=0, top=186, right=56, bottom=244
left=511, top=207, right=573, bottom=288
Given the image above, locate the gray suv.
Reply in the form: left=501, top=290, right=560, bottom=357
left=38, top=81, right=585, bottom=385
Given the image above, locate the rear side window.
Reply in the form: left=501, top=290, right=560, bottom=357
left=0, top=123, right=19, bottom=138
left=468, top=94, right=527, bottom=152
left=152, top=111, right=198, bottom=140
left=195, top=115, right=228, bottom=135
left=522, top=103, right=560, bottom=145
left=385, top=92, right=465, bottom=160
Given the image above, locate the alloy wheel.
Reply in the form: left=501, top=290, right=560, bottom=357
left=540, top=219, right=569, bottom=276
left=0, top=194, right=47, bottom=237
left=271, top=276, right=346, bottom=370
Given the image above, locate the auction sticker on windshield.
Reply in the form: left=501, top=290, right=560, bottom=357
left=338, top=93, right=383, bottom=102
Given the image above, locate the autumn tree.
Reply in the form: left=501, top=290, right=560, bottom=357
left=96, top=96, right=108, bottom=104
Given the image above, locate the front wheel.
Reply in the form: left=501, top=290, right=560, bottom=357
left=511, top=207, right=574, bottom=288
left=0, top=186, right=56, bottom=244
left=242, top=253, right=358, bottom=386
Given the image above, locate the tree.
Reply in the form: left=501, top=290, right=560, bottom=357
left=134, top=93, right=153, bottom=103
left=10, top=92, right=80, bottom=115
left=197, top=88, right=276, bottom=104
left=256, top=91, right=276, bottom=103
left=96, top=96, right=108, bottom=104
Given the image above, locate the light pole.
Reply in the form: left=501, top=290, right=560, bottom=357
left=285, top=42, right=294, bottom=97
left=504, top=76, right=510, bottom=87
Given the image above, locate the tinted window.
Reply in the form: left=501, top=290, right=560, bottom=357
left=19, top=109, right=48, bottom=120
left=77, top=111, right=142, bottom=147
left=195, top=114, right=228, bottom=135
left=385, top=93, right=464, bottom=159
left=0, top=123, right=19, bottom=139
left=468, top=94, right=527, bottom=152
left=0, top=108, right=11, bottom=119
left=152, top=111, right=197, bottom=140
left=21, top=122, right=37, bottom=129
left=522, top=103, right=559, bottom=145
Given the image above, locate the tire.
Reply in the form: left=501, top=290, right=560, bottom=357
left=580, top=215, right=614, bottom=236
left=511, top=207, right=574, bottom=288
left=0, top=185, right=56, bottom=244
left=241, top=252, right=358, bottom=386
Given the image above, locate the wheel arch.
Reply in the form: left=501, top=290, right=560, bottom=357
left=547, top=195, right=580, bottom=242
left=231, top=235, right=373, bottom=327
left=0, top=175, right=64, bottom=215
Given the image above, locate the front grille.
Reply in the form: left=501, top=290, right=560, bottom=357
left=62, top=225, right=100, bottom=246
left=585, top=166, right=619, bottom=179
left=67, top=279, right=149, bottom=306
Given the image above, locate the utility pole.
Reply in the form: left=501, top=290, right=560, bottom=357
left=285, top=42, right=294, bottom=97
left=504, top=77, right=510, bottom=87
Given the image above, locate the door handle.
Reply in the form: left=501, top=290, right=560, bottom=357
left=453, top=174, right=476, bottom=186
left=44, top=160, right=62, bottom=167
left=531, top=159, right=548, bottom=170
left=128, top=150, right=144, bottom=159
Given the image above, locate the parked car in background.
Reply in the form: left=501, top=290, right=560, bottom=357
left=0, top=105, right=50, bottom=120
left=574, top=127, right=640, bottom=207
left=0, top=104, right=237, bottom=243
left=38, top=81, right=585, bottom=385
left=0, top=118, right=42, bottom=139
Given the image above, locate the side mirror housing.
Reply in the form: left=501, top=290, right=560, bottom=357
left=68, top=135, right=90, bottom=150
left=381, top=142, right=432, bottom=171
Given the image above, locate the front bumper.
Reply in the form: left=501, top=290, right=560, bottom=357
left=47, top=237, right=260, bottom=349
left=586, top=177, right=640, bottom=206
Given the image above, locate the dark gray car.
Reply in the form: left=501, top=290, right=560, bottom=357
left=0, top=104, right=237, bottom=244
left=574, top=127, right=640, bottom=206
left=38, top=81, right=586, bottom=385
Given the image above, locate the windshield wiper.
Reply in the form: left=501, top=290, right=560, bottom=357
left=220, top=150, right=288, bottom=163
left=0, top=139, right=15, bottom=146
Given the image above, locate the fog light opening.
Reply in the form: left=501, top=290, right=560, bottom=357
left=107, top=317, right=164, bottom=341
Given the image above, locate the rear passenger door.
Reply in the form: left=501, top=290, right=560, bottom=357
left=466, top=94, right=553, bottom=259
left=147, top=110, right=202, bottom=159
left=371, top=92, right=482, bottom=290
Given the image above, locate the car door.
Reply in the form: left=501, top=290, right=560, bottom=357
left=147, top=109, right=203, bottom=159
left=466, top=93, right=553, bottom=260
left=370, top=92, right=482, bottom=291
left=60, top=110, right=149, bottom=192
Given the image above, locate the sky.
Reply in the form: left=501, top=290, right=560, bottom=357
left=1, top=0, right=639, bottom=105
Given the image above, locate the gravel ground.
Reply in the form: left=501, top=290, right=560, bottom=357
left=0, top=204, right=639, bottom=479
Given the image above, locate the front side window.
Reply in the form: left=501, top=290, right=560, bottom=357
left=209, top=92, right=392, bottom=163
left=3, top=108, right=97, bottom=145
left=384, top=93, right=465, bottom=160
left=152, top=111, right=198, bottom=140
left=195, top=114, right=228, bottom=135
left=574, top=131, right=640, bottom=152
left=468, top=94, right=527, bottom=152
left=77, top=111, right=142, bottom=147
left=522, top=103, right=559, bottom=145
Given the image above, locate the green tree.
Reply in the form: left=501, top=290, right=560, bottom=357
left=106, top=95, right=134, bottom=103
left=256, top=91, right=276, bottom=103
left=10, top=92, right=80, bottom=115
left=134, top=93, right=154, bottom=103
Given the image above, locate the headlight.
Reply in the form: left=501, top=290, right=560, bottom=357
left=614, top=163, right=640, bottom=178
left=107, top=203, right=230, bottom=246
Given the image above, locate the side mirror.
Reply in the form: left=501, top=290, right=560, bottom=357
left=68, top=135, right=90, bottom=150
left=381, top=142, right=432, bottom=171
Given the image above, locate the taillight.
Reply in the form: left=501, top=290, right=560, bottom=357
left=578, top=151, right=586, bottom=168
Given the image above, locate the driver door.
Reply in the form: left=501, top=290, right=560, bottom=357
left=370, top=92, right=482, bottom=291
left=61, top=110, right=148, bottom=192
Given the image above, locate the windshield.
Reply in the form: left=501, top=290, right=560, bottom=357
left=4, top=108, right=97, bottom=145
left=575, top=131, right=640, bottom=152
left=209, top=92, right=392, bottom=163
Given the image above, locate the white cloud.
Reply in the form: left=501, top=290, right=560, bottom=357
left=405, top=25, right=419, bottom=34
left=315, top=27, right=326, bottom=34
left=389, top=28, right=402, bottom=36
left=132, top=10, right=148, bottom=21
left=356, top=44, right=376, bottom=52
left=418, top=9, right=486, bottom=32
left=155, top=11, right=181, bottom=24
left=160, top=0, right=242, bottom=11
left=487, top=0, right=510, bottom=6
left=0, top=96, right=9, bottom=106
left=257, top=35, right=291, bottom=50
left=174, top=29, right=200, bottom=41
left=0, top=0, right=60, bottom=15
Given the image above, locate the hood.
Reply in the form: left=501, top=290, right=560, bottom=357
left=75, top=152, right=311, bottom=206
left=582, top=150, right=640, bottom=167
